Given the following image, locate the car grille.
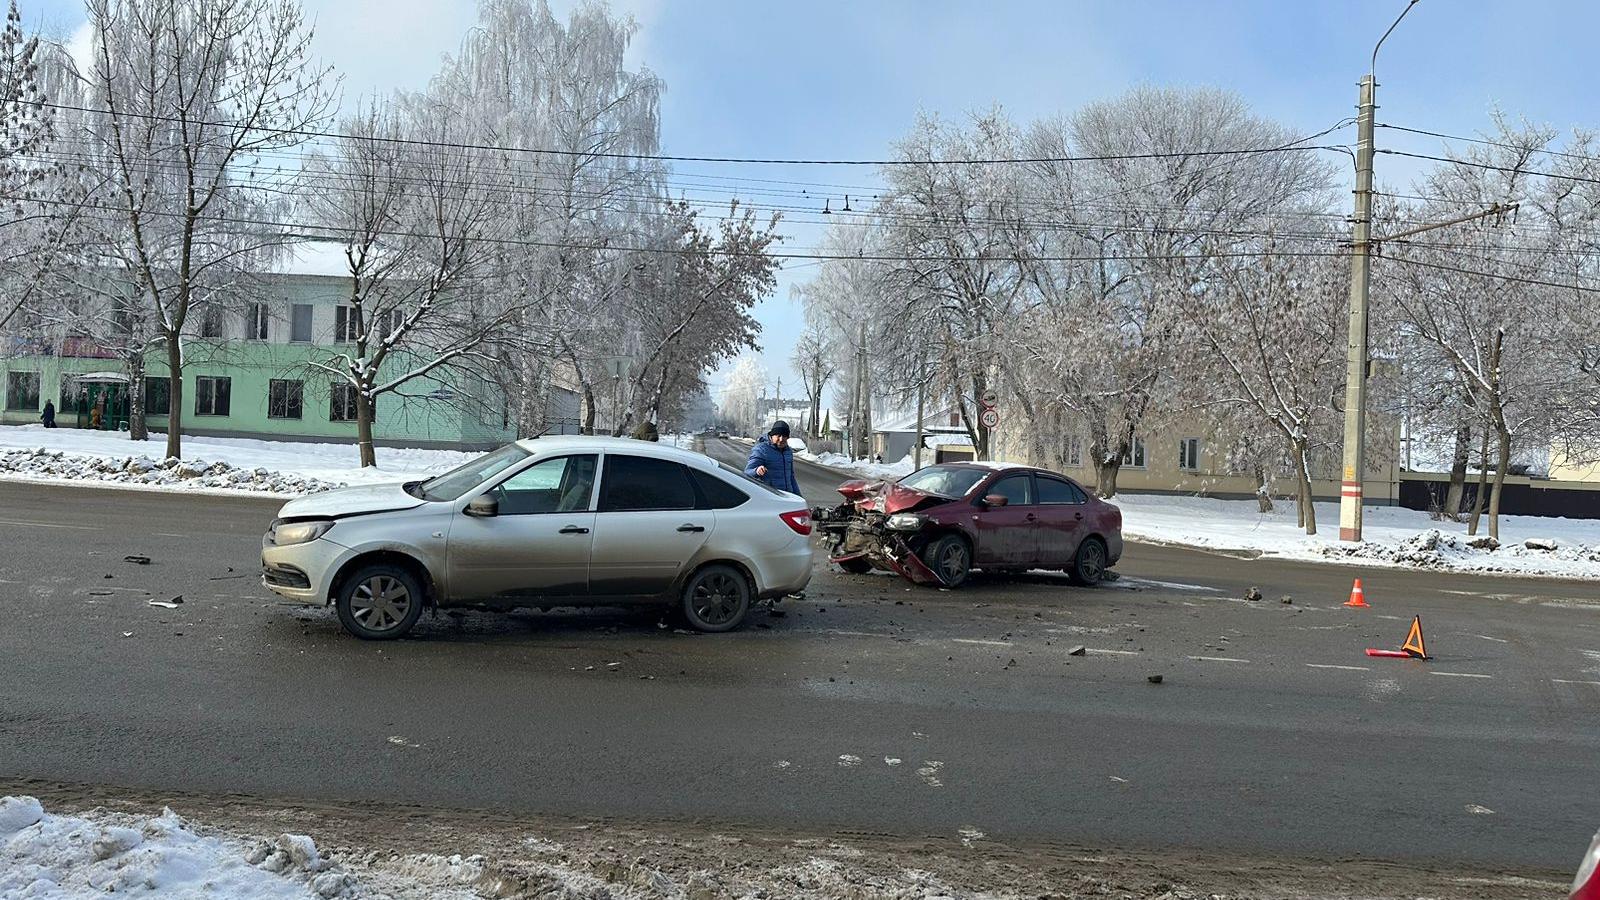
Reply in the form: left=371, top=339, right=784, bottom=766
left=263, top=565, right=310, bottom=589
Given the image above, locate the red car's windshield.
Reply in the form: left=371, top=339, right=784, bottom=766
left=897, top=465, right=988, bottom=499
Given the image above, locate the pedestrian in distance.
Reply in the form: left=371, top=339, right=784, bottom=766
left=745, top=420, right=801, bottom=495
left=41, top=400, right=56, bottom=428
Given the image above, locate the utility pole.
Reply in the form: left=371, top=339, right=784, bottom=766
left=1339, top=0, right=1418, bottom=542
left=913, top=345, right=927, bottom=471
left=1337, top=72, right=1377, bottom=542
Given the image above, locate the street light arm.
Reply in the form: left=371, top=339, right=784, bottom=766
left=1372, top=0, right=1420, bottom=76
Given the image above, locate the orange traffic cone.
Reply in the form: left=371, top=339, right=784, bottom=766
left=1344, top=578, right=1370, bottom=608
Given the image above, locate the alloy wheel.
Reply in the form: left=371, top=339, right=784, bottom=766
left=691, top=571, right=744, bottom=626
left=351, top=575, right=413, bottom=633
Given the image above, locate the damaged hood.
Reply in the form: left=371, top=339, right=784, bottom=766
left=276, top=482, right=425, bottom=520
left=837, top=479, right=944, bottom=514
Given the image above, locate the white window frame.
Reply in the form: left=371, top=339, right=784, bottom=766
left=1179, top=437, right=1201, bottom=471
left=1121, top=437, right=1146, bottom=469
left=246, top=302, right=269, bottom=341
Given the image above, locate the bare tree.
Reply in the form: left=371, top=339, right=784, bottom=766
left=791, top=318, right=834, bottom=440
left=80, top=0, right=335, bottom=457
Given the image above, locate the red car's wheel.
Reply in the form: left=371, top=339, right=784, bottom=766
left=920, top=535, right=971, bottom=588
left=1068, top=537, right=1108, bottom=586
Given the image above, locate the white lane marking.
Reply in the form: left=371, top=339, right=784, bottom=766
left=1306, top=663, right=1370, bottom=671
left=1465, top=804, right=1495, bottom=815
left=952, top=638, right=1010, bottom=647
left=823, top=630, right=898, bottom=639
left=1188, top=656, right=1250, bottom=664
left=837, top=754, right=861, bottom=767
left=1086, top=648, right=1140, bottom=656
left=1474, top=635, right=1509, bottom=643
left=1552, top=679, right=1600, bottom=686
left=917, top=760, right=944, bottom=788
left=1431, top=672, right=1493, bottom=679
left=0, top=519, right=98, bottom=530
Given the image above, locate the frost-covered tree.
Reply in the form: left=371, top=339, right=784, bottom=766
left=301, top=101, right=521, bottom=467
left=79, top=0, right=335, bottom=457
left=0, top=0, right=60, bottom=336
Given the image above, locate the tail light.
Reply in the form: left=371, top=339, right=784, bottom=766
left=779, top=509, right=812, bottom=535
left=1574, top=829, right=1600, bottom=900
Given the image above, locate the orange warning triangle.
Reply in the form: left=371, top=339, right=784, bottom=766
left=1401, top=616, right=1429, bottom=659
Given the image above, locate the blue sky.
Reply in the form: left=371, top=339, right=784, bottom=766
left=23, top=0, right=1600, bottom=406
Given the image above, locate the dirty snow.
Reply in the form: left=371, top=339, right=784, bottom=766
left=0, top=796, right=483, bottom=899
left=1111, top=493, right=1600, bottom=580
left=0, top=425, right=477, bottom=497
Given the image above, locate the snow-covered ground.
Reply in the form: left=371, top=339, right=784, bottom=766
left=0, top=425, right=474, bottom=496
left=1113, top=493, right=1600, bottom=579
left=0, top=796, right=485, bottom=899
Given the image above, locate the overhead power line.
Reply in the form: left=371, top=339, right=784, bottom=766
left=1377, top=148, right=1600, bottom=188
left=35, top=99, right=1351, bottom=168
left=1378, top=122, right=1600, bottom=166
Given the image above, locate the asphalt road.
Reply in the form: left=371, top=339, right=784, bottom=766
left=0, top=442, right=1597, bottom=874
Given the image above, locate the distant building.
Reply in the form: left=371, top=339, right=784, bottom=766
left=0, top=244, right=578, bottom=449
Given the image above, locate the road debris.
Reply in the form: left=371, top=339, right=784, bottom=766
left=1147, top=674, right=1164, bottom=684
left=123, top=555, right=151, bottom=565
left=1244, top=586, right=1263, bottom=601
left=1068, top=645, right=1087, bottom=656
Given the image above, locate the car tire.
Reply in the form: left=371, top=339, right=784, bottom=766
left=681, top=564, right=752, bottom=633
left=335, top=563, right=425, bottom=640
left=837, top=557, right=873, bottom=574
left=921, top=534, right=971, bottom=588
left=1068, top=537, right=1108, bottom=587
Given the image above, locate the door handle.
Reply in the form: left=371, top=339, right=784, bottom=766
left=559, top=525, right=590, bottom=535
left=1024, top=513, right=1037, bottom=522
left=1074, top=512, right=1084, bottom=520
left=677, top=524, right=705, bottom=533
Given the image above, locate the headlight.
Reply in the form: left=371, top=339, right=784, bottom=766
left=886, top=513, right=925, bottom=531
left=271, top=519, right=334, bottom=546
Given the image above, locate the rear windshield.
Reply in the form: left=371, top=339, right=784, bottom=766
left=897, top=465, right=988, bottom=499
left=717, top=460, right=785, bottom=495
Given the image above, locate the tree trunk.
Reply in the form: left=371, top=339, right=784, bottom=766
left=1255, top=467, right=1273, bottom=513
left=1442, top=422, right=1471, bottom=521
left=580, top=382, right=597, bottom=435
left=356, top=386, right=377, bottom=468
left=164, top=336, right=183, bottom=459
left=1488, top=425, right=1511, bottom=542
left=1298, top=447, right=1316, bottom=536
left=127, top=352, right=148, bottom=442
left=1467, top=428, right=1490, bottom=536
left=1095, top=457, right=1122, bottom=499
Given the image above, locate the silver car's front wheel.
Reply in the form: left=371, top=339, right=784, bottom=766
left=681, top=565, right=751, bottom=633
left=336, top=564, right=424, bottom=640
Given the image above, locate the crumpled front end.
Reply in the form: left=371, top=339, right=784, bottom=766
left=812, top=482, right=949, bottom=586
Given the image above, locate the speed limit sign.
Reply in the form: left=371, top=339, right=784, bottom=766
left=980, top=388, right=998, bottom=408
left=979, top=407, right=1000, bottom=430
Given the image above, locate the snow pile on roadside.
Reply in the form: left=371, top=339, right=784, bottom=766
left=0, top=795, right=505, bottom=899
left=1112, top=492, right=1600, bottom=579
left=0, top=448, right=349, bottom=496
left=799, top=449, right=915, bottom=479
left=0, top=425, right=476, bottom=497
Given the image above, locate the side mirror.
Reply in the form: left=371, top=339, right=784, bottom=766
left=464, top=495, right=499, bottom=517
left=982, top=494, right=1009, bottom=508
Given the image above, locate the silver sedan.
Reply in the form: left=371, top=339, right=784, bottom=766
left=262, top=436, right=814, bottom=639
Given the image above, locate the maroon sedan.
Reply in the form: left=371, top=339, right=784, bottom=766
left=812, top=462, right=1123, bottom=588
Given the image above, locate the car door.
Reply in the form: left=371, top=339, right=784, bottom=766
left=445, top=453, right=598, bottom=603
left=588, top=454, right=713, bottom=598
left=1034, top=474, right=1089, bottom=566
left=971, top=473, right=1039, bottom=568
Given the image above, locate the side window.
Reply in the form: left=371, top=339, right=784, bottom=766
left=1037, top=476, right=1085, bottom=504
left=689, top=467, right=751, bottom=509
left=598, top=455, right=697, bottom=512
left=987, top=474, right=1033, bottom=506
left=494, top=454, right=596, bottom=515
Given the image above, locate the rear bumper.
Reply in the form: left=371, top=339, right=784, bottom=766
left=752, top=537, right=813, bottom=599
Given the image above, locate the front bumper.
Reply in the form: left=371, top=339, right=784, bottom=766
left=814, top=503, right=944, bottom=586
left=261, top=535, right=351, bottom=604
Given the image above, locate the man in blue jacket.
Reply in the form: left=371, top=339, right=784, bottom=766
left=745, top=420, right=801, bottom=495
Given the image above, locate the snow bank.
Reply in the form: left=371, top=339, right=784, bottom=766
left=798, top=449, right=915, bottom=480
left=1113, top=493, right=1600, bottom=579
left=0, top=796, right=496, bottom=899
left=0, top=425, right=475, bottom=498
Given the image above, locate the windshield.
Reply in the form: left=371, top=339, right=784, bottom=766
left=417, top=444, right=531, bottom=501
left=897, top=465, right=988, bottom=499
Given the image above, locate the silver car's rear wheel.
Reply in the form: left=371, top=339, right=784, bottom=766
left=682, top=565, right=751, bottom=633
left=336, top=564, right=424, bottom=640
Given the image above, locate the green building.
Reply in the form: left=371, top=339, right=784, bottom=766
left=1, top=262, right=577, bottom=450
